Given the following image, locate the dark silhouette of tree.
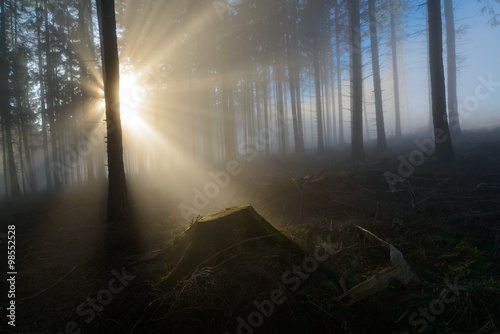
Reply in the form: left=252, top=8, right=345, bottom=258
left=390, top=0, right=402, bottom=139
left=350, top=0, right=364, bottom=161
left=311, top=0, right=325, bottom=154
left=0, top=0, right=21, bottom=199
left=335, top=0, right=346, bottom=145
left=368, top=0, right=387, bottom=151
left=428, top=0, right=454, bottom=163
left=43, top=0, right=62, bottom=191
left=96, top=0, right=129, bottom=224
left=444, top=0, right=462, bottom=139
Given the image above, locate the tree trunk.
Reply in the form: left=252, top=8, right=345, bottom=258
left=312, top=0, right=324, bottom=154
left=286, top=9, right=303, bottom=155
left=2, top=121, right=8, bottom=199
left=96, top=0, right=129, bottom=224
left=43, top=0, right=61, bottom=191
left=428, top=0, right=454, bottom=163
left=275, top=63, right=286, bottom=155
left=263, top=67, right=270, bottom=156
left=0, top=0, right=21, bottom=199
left=390, top=4, right=402, bottom=139
left=36, top=2, right=52, bottom=190
left=368, top=0, right=387, bottom=151
left=221, top=66, right=235, bottom=160
left=444, top=0, right=461, bottom=139
left=350, top=0, right=364, bottom=161
left=335, top=0, right=345, bottom=145
left=79, top=0, right=97, bottom=186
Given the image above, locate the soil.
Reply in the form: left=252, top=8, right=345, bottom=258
left=1, top=128, right=499, bottom=334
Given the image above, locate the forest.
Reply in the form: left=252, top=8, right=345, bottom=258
left=1, top=0, right=500, bottom=333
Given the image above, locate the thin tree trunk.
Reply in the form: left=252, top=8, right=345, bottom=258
left=263, top=66, right=270, bottom=156
left=350, top=0, right=364, bottom=161
left=330, top=65, right=337, bottom=144
left=295, top=68, right=304, bottom=151
left=2, top=121, right=8, bottom=199
left=368, top=0, right=387, bottom=151
left=276, top=63, right=286, bottom=155
left=221, top=66, right=235, bottom=160
left=0, top=0, right=21, bottom=199
left=363, top=84, right=370, bottom=141
left=444, top=0, right=461, bottom=139
left=36, top=1, right=52, bottom=190
left=312, top=0, right=324, bottom=154
left=286, top=21, right=302, bottom=155
left=43, top=0, right=61, bottom=190
left=428, top=0, right=454, bottom=163
left=335, top=0, right=345, bottom=145
left=79, top=0, right=96, bottom=186
left=390, top=4, right=402, bottom=138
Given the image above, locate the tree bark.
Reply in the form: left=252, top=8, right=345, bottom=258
left=350, top=0, right=364, bottom=161
left=390, top=3, right=402, bottom=139
left=335, top=0, right=345, bottom=145
left=79, top=0, right=97, bottom=186
left=96, top=0, right=129, bottom=224
left=444, top=0, right=461, bottom=139
left=286, top=4, right=304, bottom=155
left=43, top=0, right=61, bottom=191
left=311, top=0, right=324, bottom=154
left=0, top=0, right=21, bottom=199
left=35, top=2, right=52, bottom=190
left=368, top=0, right=387, bottom=151
left=428, top=0, right=454, bottom=163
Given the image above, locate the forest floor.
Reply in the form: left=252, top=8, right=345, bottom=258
left=1, top=127, right=500, bottom=334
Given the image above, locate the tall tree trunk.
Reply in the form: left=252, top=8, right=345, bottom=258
left=43, top=0, right=61, bottom=190
left=221, top=66, right=235, bottom=160
left=96, top=0, right=129, bottom=224
left=444, top=0, right=461, bottom=139
left=286, top=10, right=303, bottom=155
left=350, top=0, right=364, bottom=161
left=263, top=66, right=270, bottom=156
left=0, top=0, right=21, bottom=199
left=294, top=67, right=304, bottom=151
left=335, top=0, right=345, bottom=145
left=36, top=2, right=52, bottom=190
left=14, top=47, right=37, bottom=192
left=368, top=0, right=387, bottom=151
left=79, top=0, right=96, bottom=186
left=363, top=84, right=370, bottom=141
left=428, top=0, right=454, bottom=163
left=2, top=121, right=8, bottom=199
left=202, top=87, right=213, bottom=163
left=330, top=65, right=337, bottom=144
left=390, top=2, right=402, bottom=138
left=426, top=7, right=433, bottom=133
left=311, top=0, right=324, bottom=154
left=275, top=62, right=286, bottom=155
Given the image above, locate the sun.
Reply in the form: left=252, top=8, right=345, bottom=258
left=119, top=72, right=144, bottom=128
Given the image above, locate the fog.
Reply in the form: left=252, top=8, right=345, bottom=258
left=2, top=1, right=500, bottom=333
left=1, top=0, right=499, bottom=214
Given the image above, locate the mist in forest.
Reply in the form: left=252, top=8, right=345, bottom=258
left=0, top=0, right=499, bottom=214
left=2, top=1, right=500, bottom=333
